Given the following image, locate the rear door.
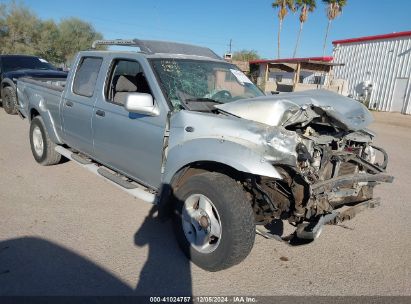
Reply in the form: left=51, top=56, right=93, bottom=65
left=91, top=54, right=168, bottom=189
left=391, top=78, right=408, bottom=113
left=61, top=56, right=103, bottom=155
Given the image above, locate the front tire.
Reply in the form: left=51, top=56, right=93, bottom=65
left=173, top=172, right=255, bottom=271
left=3, top=86, right=18, bottom=115
left=29, top=116, right=61, bottom=165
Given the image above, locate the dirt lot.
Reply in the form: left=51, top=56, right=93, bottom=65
left=0, top=110, right=410, bottom=296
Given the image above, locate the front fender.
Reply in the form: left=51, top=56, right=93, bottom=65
left=162, top=138, right=282, bottom=184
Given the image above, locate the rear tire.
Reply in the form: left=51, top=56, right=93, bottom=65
left=29, top=116, right=61, bottom=166
left=3, top=86, right=18, bottom=115
left=172, top=172, right=255, bottom=271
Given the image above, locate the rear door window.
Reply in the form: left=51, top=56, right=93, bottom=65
left=73, top=57, right=103, bottom=97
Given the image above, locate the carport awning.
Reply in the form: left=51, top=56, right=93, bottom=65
left=250, top=57, right=344, bottom=73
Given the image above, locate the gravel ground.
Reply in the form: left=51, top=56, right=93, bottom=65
left=0, top=109, right=410, bottom=296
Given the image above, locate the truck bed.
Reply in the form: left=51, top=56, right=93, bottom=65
left=17, top=77, right=65, bottom=119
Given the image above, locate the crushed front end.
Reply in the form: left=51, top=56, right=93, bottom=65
left=248, top=104, right=394, bottom=240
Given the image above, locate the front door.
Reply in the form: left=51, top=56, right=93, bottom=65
left=391, top=78, right=408, bottom=113
left=62, top=56, right=103, bottom=155
left=91, top=57, right=167, bottom=190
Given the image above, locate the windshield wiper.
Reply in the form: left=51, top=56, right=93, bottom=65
left=184, top=98, right=223, bottom=104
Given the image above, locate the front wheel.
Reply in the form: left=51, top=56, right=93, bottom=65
left=29, top=116, right=61, bottom=165
left=173, top=172, right=255, bottom=271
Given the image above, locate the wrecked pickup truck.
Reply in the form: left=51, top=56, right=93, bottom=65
left=16, top=39, right=393, bottom=271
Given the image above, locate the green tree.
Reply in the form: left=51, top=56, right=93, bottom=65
left=35, top=20, right=61, bottom=63
left=0, top=2, right=104, bottom=65
left=293, top=0, right=316, bottom=58
left=232, top=50, right=260, bottom=61
left=272, top=0, right=295, bottom=59
left=58, top=18, right=103, bottom=65
left=0, top=4, right=7, bottom=37
left=322, top=0, right=347, bottom=55
left=0, top=2, right=41, bottom=55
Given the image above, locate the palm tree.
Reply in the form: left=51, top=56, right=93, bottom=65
left=322, top=0, right=347, bottom=56
left=293, top=0, right=316, bottom=58
left=272, top=0, right=295, bottom=59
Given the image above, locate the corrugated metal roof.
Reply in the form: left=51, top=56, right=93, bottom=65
left=249, top=57, right=333, bottom=64
left=332, top=31, right=411, bottom=45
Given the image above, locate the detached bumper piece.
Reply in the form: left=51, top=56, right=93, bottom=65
left=296, top=198, right=381, bottom=240
left=294, top=172, right=394, bottom=240
left=255, top=197, right=382, bottom=242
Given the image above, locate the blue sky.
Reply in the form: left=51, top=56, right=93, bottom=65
left=3, top=0, right=411, bottom=59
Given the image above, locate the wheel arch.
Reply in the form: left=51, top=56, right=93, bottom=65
left=1, top=79, right=16, bottom=98
left=28, top=105, right=63, bottom=144
left=30, top=108, right=40, bottom=120
left=169, top=161, right=248, bottom=191
left=163, top=138, right=282, bottom=187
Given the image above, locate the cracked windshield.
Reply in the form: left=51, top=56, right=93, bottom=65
left=151, top=59, right=263, bottom=111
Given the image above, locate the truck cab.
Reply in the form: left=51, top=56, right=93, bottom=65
left=60, top=51, right=168, bottom=188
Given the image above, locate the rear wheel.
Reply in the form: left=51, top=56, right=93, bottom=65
left=2, top=86, right=17, bottom=115
left=173, top=172, right=255, bottom=271
left=29, top=116, right=61, bottom=165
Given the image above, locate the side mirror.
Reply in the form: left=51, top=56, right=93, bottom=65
left=124, top=93, right=159, bottom=116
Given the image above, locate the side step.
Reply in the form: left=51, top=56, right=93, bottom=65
left=97, top=167, right=137, bottom=190
left=71, top=153, right=92, bottom=165
left=55, top=146, right=157, bottom=204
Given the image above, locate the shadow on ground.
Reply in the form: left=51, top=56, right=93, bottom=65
left=0, top=207, right=192, bottom=296
left=134, top=206, right=192, bottom=295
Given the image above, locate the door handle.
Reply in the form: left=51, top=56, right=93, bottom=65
left=96, top=109, right=105, bottom=117
left=65, top=101, right=74, bottom=107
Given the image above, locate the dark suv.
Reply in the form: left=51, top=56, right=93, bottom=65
left=0, top=55, right=67, bottom=114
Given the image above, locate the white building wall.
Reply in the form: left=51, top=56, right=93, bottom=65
left=332, top=36, right=411, bottom=114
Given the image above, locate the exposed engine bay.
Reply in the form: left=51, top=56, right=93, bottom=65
left=252, top=118, right=391, bottom=227
left=214, top=93, right=395, bottom=240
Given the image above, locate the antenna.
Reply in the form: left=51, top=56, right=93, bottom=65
left=224, top=39, right=233, bottom=61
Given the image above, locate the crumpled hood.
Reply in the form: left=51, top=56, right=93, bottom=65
left=215, top=90, right=373, bottom=131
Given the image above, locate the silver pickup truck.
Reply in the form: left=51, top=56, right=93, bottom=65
left=17, top=39, right=393, bottom=271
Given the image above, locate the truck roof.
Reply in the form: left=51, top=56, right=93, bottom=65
left=90, top=39, right=224, bottom=62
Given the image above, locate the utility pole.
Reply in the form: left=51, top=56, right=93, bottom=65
left=224, top=39, right=233, bottom=61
